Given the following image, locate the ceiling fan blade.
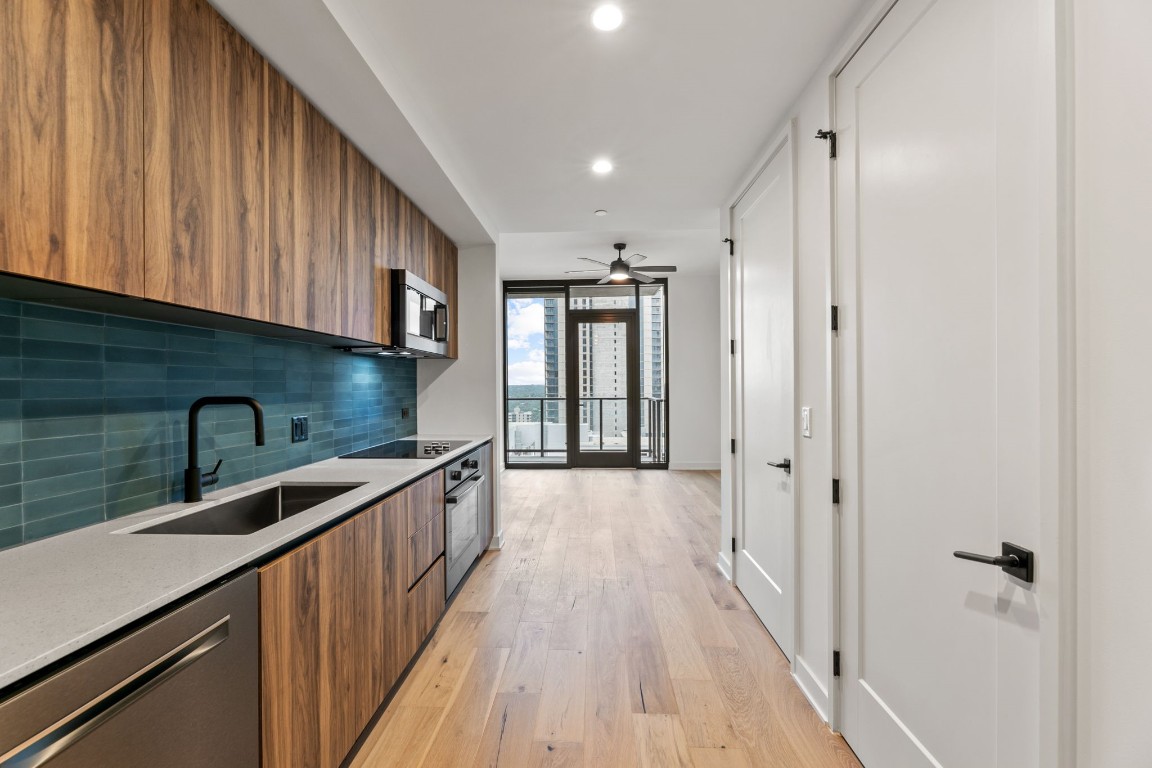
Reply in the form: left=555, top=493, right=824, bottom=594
left=630, top=271, right=655, bottom=283
left=597, top=275, right=615, bottom=285
left=634, top=266, right=677, bottom=272
left=578, top=257, right=611, bottom=266
left=625, top=253, right=648, bottom=266
left=565, top=269, right=608, bottom=274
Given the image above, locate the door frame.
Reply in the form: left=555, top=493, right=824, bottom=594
left=824, top=0, right=1078, bottom=760
left=728, top=121, right=801, bottom=665
left=502, top=279, right=671, bottom=470
left=566, top=309, right=641, bottom=468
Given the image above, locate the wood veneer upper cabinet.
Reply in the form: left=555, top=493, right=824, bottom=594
left=266, top=82, right=344, bottom=337
left=144, top=0, right=269, bottom=319
left=0, top=0, right=144, bottom=295
left=260, top=500, right=397, bottom=768
left=343, top=141, right=387, bottom=343
left=443, top=237, right=459, bottom=359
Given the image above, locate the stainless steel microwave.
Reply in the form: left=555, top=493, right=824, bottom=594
left=390, top=270, right=449, bottom=357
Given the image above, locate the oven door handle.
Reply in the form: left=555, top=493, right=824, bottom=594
left=446, top=475, right=484, bottom=505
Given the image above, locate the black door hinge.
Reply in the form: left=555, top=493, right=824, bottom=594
left=723, top=237, right=735, bottom=256
left=731, top=438, right=737, bottom=454
left=831, top=305, right=839, bottom=332
left=730, top=339, right=736, bottom=355
left=833, top=650, right=841, bottom=677
left=816, top=129, right=837, bottom=158
left=732, top=536, right=737, bottom=552
left=832, top=478, right=841, bottom=504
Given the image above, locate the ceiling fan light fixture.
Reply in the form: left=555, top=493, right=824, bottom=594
left=591, top=4, right=624, bottom=31
left=609, top=260, right=629, bottom=280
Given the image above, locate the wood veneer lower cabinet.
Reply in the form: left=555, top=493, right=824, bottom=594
left=259, top=477, right=446, bottom=768
left=407, top=556, right=446, bottom=657
left=260, top=500, right=390, bottom=768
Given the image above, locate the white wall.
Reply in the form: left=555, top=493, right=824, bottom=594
left=417, top=244, right=505, bottom=545
left=668, top=273, right=722, bottom=470
left=1075, top=0, right=1152, bottom=763
left=720, top=63, right=842, bottom=720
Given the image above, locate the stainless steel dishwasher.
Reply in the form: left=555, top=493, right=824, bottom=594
left=0, top=570, right=259, bottom=768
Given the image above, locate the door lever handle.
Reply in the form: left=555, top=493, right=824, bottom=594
left=953, top=542, right=1034, bottom=583
left=766, top=458, right=792, bottom=475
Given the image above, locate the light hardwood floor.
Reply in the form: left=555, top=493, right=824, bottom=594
left=351, top=469, right=862, bottom=768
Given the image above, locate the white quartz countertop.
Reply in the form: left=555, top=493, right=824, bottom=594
left=0, top=434, right=492, bottom=692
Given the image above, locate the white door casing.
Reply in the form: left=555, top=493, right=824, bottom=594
left=834, top=0, right=1057, bottom=765
left=733, top=127, right=797, bottom=661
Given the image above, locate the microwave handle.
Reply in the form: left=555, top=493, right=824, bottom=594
left=434, top=305, right=449, bottom=342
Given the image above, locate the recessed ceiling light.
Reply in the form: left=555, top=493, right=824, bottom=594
left=594, top=209, right=608, bottom=216
left=592, top=159, right=613, bottom=174
left=591, top=4, right=624, bottom=31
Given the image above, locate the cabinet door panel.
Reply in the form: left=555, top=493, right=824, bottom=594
left=260, top=540, right=323, bottom=768
left=0, top=0, right=144, bottom=295
left=343, top=141, right=382, bottom=342
left=444, top=239, right=459, bottom=359
left=294, top=95, right=343, bottom=336
left=409, top=512, right=445, bottom=587
left=381, top=492, right=409, bottom=692
left=407, top=556, right=446, bottom=656
left=144, top=0, right=268, bottom=318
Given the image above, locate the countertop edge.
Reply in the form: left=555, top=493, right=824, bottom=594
left=0, top=434, right=493, bottom=693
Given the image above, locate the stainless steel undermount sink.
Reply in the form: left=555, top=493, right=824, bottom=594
left=131, top=483, right=366, bottom=535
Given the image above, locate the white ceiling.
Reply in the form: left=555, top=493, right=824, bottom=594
left=499, top=229, right=721, bottom=280
left=211, top=0, right=868, bottom=273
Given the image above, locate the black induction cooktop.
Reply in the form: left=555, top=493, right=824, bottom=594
left=339, top=439, right=470, bottom=459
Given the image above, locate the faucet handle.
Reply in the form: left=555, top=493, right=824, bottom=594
left=202, top=459, right=223, bottom=487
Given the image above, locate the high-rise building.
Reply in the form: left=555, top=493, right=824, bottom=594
left=541, top=289, right=665, bottom=452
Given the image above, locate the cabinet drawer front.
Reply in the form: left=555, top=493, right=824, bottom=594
left=406, top=471, right=444, bottom=536
left=407, top=556, right=445, bottom=654
left=408, top=512, right=444, bottom=587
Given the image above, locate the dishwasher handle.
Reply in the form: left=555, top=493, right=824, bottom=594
left=0, top=616, right=230, bottom=768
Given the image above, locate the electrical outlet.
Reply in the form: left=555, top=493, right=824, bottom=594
left=291, top=415, right=309, bottom=443
left=801, top=407, right=812, bottom=438
left=401, top=407, right=410, bottom=419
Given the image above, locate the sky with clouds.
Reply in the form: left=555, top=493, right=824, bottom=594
left=506, top=298, right=547, bottom=386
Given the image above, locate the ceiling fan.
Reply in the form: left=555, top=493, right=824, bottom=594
left=565, top=243, right=678, bottom=284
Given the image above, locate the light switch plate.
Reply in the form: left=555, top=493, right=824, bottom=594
left=801, top=407, right=812, bottom=438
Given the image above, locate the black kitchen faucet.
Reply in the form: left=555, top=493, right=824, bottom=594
left=184, top=396, right=265, bottom=502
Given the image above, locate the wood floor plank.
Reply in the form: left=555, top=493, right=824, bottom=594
left=652, top=591, right=712, bottom=681
left=528, top=740, right=584, bottom=768
left=420, top=647, right=510, bottom=768
left=671, top=679, right=741, bottom=749
left=550, top=593, right=589, bottom=651
left=352, top=705, right=442, bottom=768
left=627, top=644, right=679, bottom=715
left=688, top=747, right=754, bottom=768
left=632, top=714, right=693, bottom=768
left=499, top=621, right=553, bottom=693
left=534, top=649, right=586, bottom=742
left=470, top=692, right=540, bottom=768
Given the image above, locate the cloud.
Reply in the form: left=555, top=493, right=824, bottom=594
left=528, top=348, right=545, bottom=362
left=507, top=338, right=529, bottom=350
left=507, top=360, right=545, bottom=385
left=506, top=301, right=545, bottom=342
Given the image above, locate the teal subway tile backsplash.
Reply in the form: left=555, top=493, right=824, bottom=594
left=0, top=301, right=416, bottom=550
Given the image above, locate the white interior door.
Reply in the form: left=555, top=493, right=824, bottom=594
left=836, top=0, right=1048, bottom=765
left=734, top=134, right=796, bottom=660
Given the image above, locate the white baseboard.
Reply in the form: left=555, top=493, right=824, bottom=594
left=793, top=653, right=831, bottom=724
left=487, top=531, right=505, bottom=550
left=669, top=462, right=722, bottom=471
left=717, top=551, right=733, bottom=580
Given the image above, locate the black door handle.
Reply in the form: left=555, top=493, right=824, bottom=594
left=766, top=458, right=791, bottom=475
left=953, top=542, right=1034, bottom=584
